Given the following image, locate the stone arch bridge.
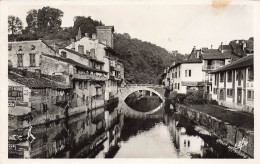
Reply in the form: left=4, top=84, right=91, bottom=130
left=118, top=84, right=165, bottom=117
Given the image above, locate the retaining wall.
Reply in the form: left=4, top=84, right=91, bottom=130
left=176, top=104, right=254, bottom=158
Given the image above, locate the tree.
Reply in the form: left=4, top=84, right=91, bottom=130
left=8, top=15, right=23, bottom=35
left=73, top=16, right=103, bottom=38
left=25, top=6, right=63, bottom=37
left=26, top=9, right=38, bottom=33
left=37, top=6, right=64, bottom=35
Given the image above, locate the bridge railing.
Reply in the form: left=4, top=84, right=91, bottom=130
left=125, top=84, right=164, bottom=88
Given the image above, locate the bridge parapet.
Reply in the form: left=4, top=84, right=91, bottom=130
left=125, top=84, right=164, bottom=88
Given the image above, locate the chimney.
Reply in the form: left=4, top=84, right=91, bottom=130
left=96, top=26, right=114, bottom=48
left=221, top=42, right=224, bottom=53
left=78, top=45, right=84, bottom=55
left=76, top=27, right=82, bottom=40
left=242, top=40, right=246, bottom=51
left=211, top=45, right=213, bottom=49
left=85, top=33, right=89, bottom=37
left=92, top=33, right=97, bottom=40
left=71, top=39, right=75, bottom=50
left=35, top=69, right=41, bottom=78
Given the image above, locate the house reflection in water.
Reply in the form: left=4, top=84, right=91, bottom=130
left=165, top=114, right=214, bottom=158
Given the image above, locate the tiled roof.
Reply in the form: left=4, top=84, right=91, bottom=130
left=202, top=51, right=240, bottom=60
left=218, top=45, right=232, bottom=50
left=60, top=47, right=90, bottom=59
left=170, top=58, right=202, bottom=69
left=42, top=53, right=107, bottom=74
left=9, top=72, right=71, bottom=89
left=211, top=55, right=253, bottom=73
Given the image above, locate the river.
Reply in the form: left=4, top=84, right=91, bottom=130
left=9, top=97, right=243, bottom=158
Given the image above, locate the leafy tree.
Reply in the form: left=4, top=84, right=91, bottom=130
left=25, top=9, right=38, bottom=33
left=8, top=15, right=23, bottom=35
left=73, top=16, right=103, bottom=38
left=25, top=6, right=63, bottom=37
left=37, top=6, right=63, bottom=35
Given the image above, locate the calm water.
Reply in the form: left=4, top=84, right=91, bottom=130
left=9, top=98, right=242, bottom=158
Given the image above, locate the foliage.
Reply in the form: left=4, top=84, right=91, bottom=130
left=183, top=91, right=208, bottom=105
left=172, top=93, right=187, bottom=104
left=8, top=15, right=23, bottom=35
left=209, top=99, right=218, bottom=105
left=113, top=33, right=187, bottom=84
left=73, top=16, right=103, bottom=38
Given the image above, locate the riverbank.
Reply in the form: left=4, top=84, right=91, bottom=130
left=175, top=103, right=254, bottom=158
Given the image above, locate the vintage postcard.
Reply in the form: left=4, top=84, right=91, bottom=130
left=0, top=0, right=259, bottom=163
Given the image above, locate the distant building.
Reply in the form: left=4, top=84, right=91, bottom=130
left=210, top=55, right=254, bottom=113
left=64, top=26, right=124, bottom=100
left=8, top=40, right=58, bottom=72
left=167, top=58, right=203, bottom=93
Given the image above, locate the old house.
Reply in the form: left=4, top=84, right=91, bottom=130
left=211, top=55, right=254, bottom=113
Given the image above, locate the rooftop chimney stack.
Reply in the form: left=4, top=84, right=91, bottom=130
left=71, top=39, right=75, bottom=50
left=221, top=42, right=224, bottom=53
left=78, top=45, right=84, bottom=55
left=96, top=26, right=115, bottom=48
left=211, top=45, right=213, bottom=49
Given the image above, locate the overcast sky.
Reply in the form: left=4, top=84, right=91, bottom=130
left=8, top=2, right=254, bottom=54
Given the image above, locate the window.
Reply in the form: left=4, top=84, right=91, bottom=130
left=185, top=70, right=191, bottom=77
left=175, top=72, right=177, bottom=78
left=248, top=67, right=254, bottom=81
left=227, top=89, right=233, bottom=97
left=179, top=70, right=180, bottom=77
left=219, top=89, right=224, bottom=100
left=29, top=53, right=36, bottom=67
left=84, top=82, right=88, bottom=89
left=172, top=73, right=174, bottom=78
left=227, top=71, right=232, bottom=82
left=79, top=82, right=83, bottom=90
left=31, top=45, right=35, bottom=50
left=214, top=74, right=217, bottom=86
left=247, top=90, right=254, bottom=101
left=220, top=72, right=224, bottom=82
left=8, top=44, right=12, bottom=51
left=61, top=51, right=67, bottom=58
left=17, top=54, right=23, bottom=67
left=178, top=83, right=180, bottom=90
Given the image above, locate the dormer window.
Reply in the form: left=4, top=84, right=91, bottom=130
left=18, top=46, right=22, bottom=51
left=61, top=51, right=67, bottom=58
left=31, top=45, right=35, bottom=50
left=8, top=44, right=12, bottom=51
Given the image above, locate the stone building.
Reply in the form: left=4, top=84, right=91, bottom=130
left=8, top=40, right=58, bottom=72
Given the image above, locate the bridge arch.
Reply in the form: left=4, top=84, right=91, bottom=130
left=120, top=87, right=165, bottom=102
left=118, top=85, right=165, bottom=117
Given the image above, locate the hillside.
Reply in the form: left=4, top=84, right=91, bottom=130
left=113, top=33, right=186, bottom=84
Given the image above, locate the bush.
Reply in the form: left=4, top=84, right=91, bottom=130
left=183, top=91, right=208, bottom=105
left=209, top=100, right=218, bottom=105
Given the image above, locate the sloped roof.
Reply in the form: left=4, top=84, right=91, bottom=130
left=9, top=72, right=71, bottom=89
left=169, top=58, right=202, bottom=70
left=201, top=51, right=240, bottom=60
left=60, top=47, right=90, bottom=59
left=42, top=54, right=107, bottom=74
left=211, top=55, right=253, bottom=73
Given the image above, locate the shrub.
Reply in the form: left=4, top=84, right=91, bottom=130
left=209, top=100, right=218, bottom=105
left=183, top=91, right=208, bottom=105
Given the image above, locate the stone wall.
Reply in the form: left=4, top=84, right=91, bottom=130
left=176, top=104, right=254, bottom=158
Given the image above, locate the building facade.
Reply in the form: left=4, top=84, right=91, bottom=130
left=211, top=55, right=254, bottom=113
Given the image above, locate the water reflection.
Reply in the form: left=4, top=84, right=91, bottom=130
left=9, top=104, right=242, bottom=158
